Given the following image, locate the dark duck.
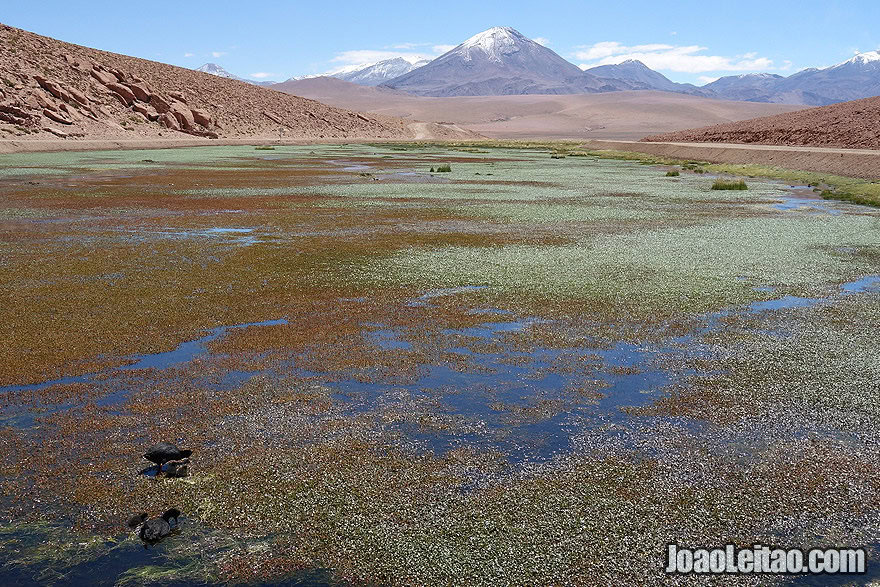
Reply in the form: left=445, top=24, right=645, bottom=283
left=142, top=442, right=192, bottom=474
left=131, top=508, right=182, bottom=542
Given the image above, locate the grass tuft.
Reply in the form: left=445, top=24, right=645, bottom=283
left=665, top=170, right=680, bottom=177
left=712, top=179, right=748, bottom=190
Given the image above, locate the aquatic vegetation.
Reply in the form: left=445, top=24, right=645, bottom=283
left=2, top=143, right=880, bottom=585
left=589, top=149, right=880, bottom=206
left=711, top=179, right=748, bottom=190
left=665, top=170, right=679, bottom=177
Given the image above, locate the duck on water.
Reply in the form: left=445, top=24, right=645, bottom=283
left=141, top=442, right=192, bottom=475
left=128, top=508, right=182, bottom=543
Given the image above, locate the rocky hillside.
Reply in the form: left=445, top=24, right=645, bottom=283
left=643, top=95, right=880, bottom=150
left=0, top=23, right=410, bottom=142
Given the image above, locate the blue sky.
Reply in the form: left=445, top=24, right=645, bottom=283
left=3, top=1, right=878, bottom=85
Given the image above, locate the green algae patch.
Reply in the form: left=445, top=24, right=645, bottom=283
left=365, top=215, right=880, bottom=315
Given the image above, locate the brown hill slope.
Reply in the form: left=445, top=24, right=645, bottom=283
left=274, top=78, right=806, bottom=141
left=643, top=95, right=880, bottom=149
left=0, top=23, right=412, bottom=143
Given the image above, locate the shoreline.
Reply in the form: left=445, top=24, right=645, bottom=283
left=0, top=136, right=406, bottom=155
left=2, top=136, right=878, bottom=183
left=581, top=139, right=880, bottom=180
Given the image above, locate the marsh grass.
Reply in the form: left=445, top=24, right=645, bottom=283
left=254, top=146, right=276, bottom=151
left=435, top=163, right=452, bottom=172
left=712, top=179, right=748, bottom=190
left=587, top=150, right=880, bottom=207
left=665, top=170, right=680, bottom=177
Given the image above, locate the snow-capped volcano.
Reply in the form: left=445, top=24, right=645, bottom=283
left=838, top=51, right=880, bottom=67
left=196, top=63, right=238, bottom=79
left=383, top=26, right=634, bottom=97
left=457, top=26, right=525, bottom=62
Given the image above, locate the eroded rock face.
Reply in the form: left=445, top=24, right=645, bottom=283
left=126, top=82, right=151, bottom=103
left=169, top=100, right=194, bottom=129
left=190, top=108, right=212, bottom=128
left=43, top=108, right=73, bottom=125
left=263, top=110, right=284, bottom=125
left=67, top=86, right=89, bottom=106
left=33, top=75, right=90, bottom=109
left=159, top=111, right=180, bottom=130
left=0, top=104, right=38, bottom=126
left=133, top=102, right=159, bottom=121
left=150, top=94, right=171, bottom=114
left=90, top=68, right=117, bottom=86
left=106, top=83, right=135, bottom=106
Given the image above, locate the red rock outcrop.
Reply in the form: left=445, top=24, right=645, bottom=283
left=0, top=22, right=413, bottom=142
left=106, top=82, right=135, bottom=106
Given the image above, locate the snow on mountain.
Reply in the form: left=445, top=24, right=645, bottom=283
left=382, top=26, right=635, bottom=97
left=196, top=63, right=238, bottom=79
left=706, top=51, right=880, bottom=105
left=335, top=57, right=426, bottom=86
left=195, top=63, right=276, bottom=86
left=839, top=51, right=880, bottom=66
left=457, top=26, right=524, bottom=63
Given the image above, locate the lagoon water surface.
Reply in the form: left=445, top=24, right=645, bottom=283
left=2, top=144, right=880, bottom=585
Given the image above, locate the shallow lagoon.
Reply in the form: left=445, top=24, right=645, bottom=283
left=2, top=144, right=880, bottom=584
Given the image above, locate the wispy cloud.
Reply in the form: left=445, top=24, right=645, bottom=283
left=211, top=51, right=227, bottom=58
left=697, top=75, right=719, bottom=84
left=432, top=44, right=456, bottom=54
left=184, top=52, right=195, bottom=58
left=249, top=72, right=278, bottom=79
left=533, top=37, right=550, bottom=47
left=573, top=41, right=774, bottom=73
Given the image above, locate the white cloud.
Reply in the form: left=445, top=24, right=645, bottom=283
left=184, top=52, right=195, bottom=58
left=211, top=51, right=227, bottom=58
left=249, top=72, right=278, bottom=79
left=697, top=76, right=719, bottom=84
left=432, top=44, right=456, bottom=54
left=533, top=37, right=550, bottom=47
left=573, top=41, right=775, bottom=73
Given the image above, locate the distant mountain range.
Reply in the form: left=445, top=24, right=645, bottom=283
left=213, top=28, right=880, bottom=105
left=380, top=27, right=638, bottom=96
left=582, top=60, right=712, bottom=98
left=195, top=63, right=276, bottom=86
left=334, top=57, right=430, bottom=86
left=705, top=52, right=880, bottom=105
